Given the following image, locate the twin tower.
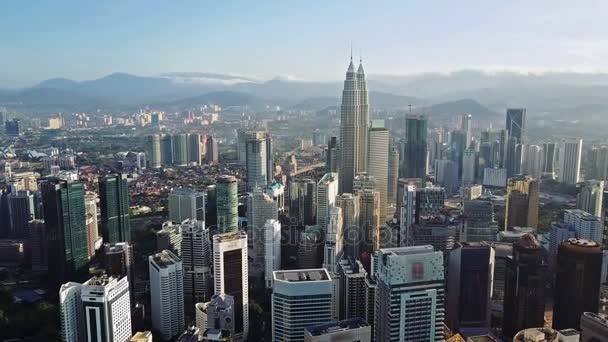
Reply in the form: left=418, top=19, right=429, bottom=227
left=339, top=56, right=370, bottom=194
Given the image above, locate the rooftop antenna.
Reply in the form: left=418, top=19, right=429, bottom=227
left=350, top=42, right=353, bottom=61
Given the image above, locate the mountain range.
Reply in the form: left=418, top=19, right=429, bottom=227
left=3, top=70, right=608, bottom=124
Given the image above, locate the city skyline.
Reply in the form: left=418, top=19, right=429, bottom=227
left=3, top=1, right=608, bottom=87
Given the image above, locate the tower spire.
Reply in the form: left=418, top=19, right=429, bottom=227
left=350, top=42, right=353, bottom=61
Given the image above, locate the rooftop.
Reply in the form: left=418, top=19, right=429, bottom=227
left=212, top=230, right=246, bottom=243
left=378, top=245, right=435, bottom=257
left=84, top=274, right=115, bottom=286
left=274, top=268, right=330, bottom=282
left=305, top=318, right=369, bottom=336
left=150, top=250, right=181, bottom=268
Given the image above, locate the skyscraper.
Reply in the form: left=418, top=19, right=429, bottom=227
left=316, top=173, right=339, bottom=234
left=272, top=269, right=333, bottom=342
left=172, top=133, right=189, bottom=167
left=367, top=120, right=389, bottom=218
left=160, top=133, right=173, bottom=165
left=522, top=144, right=543, bottom=178
left=339, top=57, right=361, bottom=194
left=266, top=133, right=274, bottom=183
left=462, top=149, right=476, bottom=184
left=216, top=175, right=238, bottom=233
left=28, top=219, right=48, bottom=271
left=104, top=242, right=133, bottom=290
left=357, top=60, right=369, bottom=174
left=505, top=108, right=526, bottom=177
left=326, top=136, right=339, bottom=174
left=338, top=258, right=367, bottom=320
left=387, top=143, right=400, bottom=207
left=245, top=130, right=268, bottom=190
left=553, top=238, right=602, bottom=330
left=41, top=178, right=88, bottom=289
left=359, top=189, right=380, bottom=255
left=60, top=282, right=84, bottom=342
left=399, top=184, right=416, bottom=247
left=336, top=193, right=360, bottom=258
left=264, top=219, right=281, bottom=288
left=558, top=139, right=582, bottom=185
left=562, top=209, right=602, bottom=243
left=206, top=136, right=219, bottom=164
left=181, top=219, right=212, bottom=308
left=323, top=206, right=343, bottom=273
left=168, top=188, right=205, bottom=223
left=247, top=187, right=277, bottom=274
left=463, top=200, right=498, bottom=242
left=81, top=275, right=132, bottom=342
left=374, top=245, right=445, bottom=341
left=502, top=234, right=547, bottom=338
left=213, top=231, right=249, bottom=339
left=401, top=115, right=428, bottom=179
left=99, top=173, right=131, bottom=243
left=188, top=133, right=202, bottom=165
left=577, top=180, right=604, bottom=217
left=149, top=250, right=185, bottom=340
left=289, top=177, right=317, bottom=226
left=542, top=142, right=556, bottom=176
left=504, top=175, right=539, bottom=230
left=447, top=242, right=494, bottom=331
left=7, top=189, right=35, bottom=238
left=587, top=145, right=608, bottom=180
left=461, top=113, right=473, bottom=149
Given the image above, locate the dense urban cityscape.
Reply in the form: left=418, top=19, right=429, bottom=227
left=3, top=2, right=608, bottom=342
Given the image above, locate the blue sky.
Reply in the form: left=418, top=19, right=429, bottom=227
left=1, top=0, right=607, bottom=87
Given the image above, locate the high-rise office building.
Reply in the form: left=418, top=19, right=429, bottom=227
left=359, top=189, right=380, bottom=255
left=149, top=250, right=185, bottom=340
left=298, top=225, right=323, bottom=269
left=264, top=219, right=281, bottom=288
left=461, top=113, right=473, bottom=149
left=206, top=136, right=219, bottom=164
left=558, top=139, right=582, bottom=185
left=6, top=190, right=35, bottom=238
left=100, top=173, right=131, bottom=243
left=149, top=134, right=162, bottom=168
left=336, top=193, right=360, bottom=258
left=505, top=108, right=526, bottom=177
left=505, top=175, right=539, bottom=230
left=502, top=234, right=547, bottom=338
left=41, top=178, right=88, bottom=289
left=156, top=221, right=182, bottom=255
left=387, top=143, right=400, bottom=207
left=161, top=134, right=174, bottom=165
left=399, top=184, right=416, bottom=247
left=272, top=269, right=333, bottom=342
left=188, top=133, right=202, bottom=165
left=339, top=57, right=365, bottom=194
left=326, top=136, right=339, bottom=174
left=463, top=200, right=498, bottom=242
left=216, top=175, right=238, bottom=233
left=338, top=258, right=367, bottom=320
left=367, top=120, right=389, bottom=218
left=563, top=209, right=602, bottom=243
left=289, top=177, right=317, bottom=226
left=357, top=59, right=369, bottom=174
left=104, top=242, right=133, bottom=290
left=401, top=115, right=428, bottom=179
left=447, top=242, right=494, bottom=331
left=317, top=173, right=339, bottom=234
left=522, top=144, right=543, bottom=179
left=434, top=159, right=459, bottom=194
left=60, top=282, right=84, bottom=342
left=245, top=130, right=268, bottom=190
left=168, top=188, right=205, bottom=223
left=323, top=206, right=343, bottom=273
left=84, top=191, right=99, bottom=258
left=181, top=219, right=212, bottom=308
left=28, top=219, right=48, bottom=271
left=213, top=231, right=249, bottom=339
left=80, top=275, right=132, bottom=342
left=136, top=152, right=146, bottom=170
left=577, top=180, right=604, bottom=217
left=553, top=238, right=602, bottom=330
left=172, top=133, right=189, bottom=167
left=374, top=246, right=445, bottom=341
left=462, top=149, right=476, bottom=184
left=247, top=187, right=278, bottom=274
left=543, top=142, right=556, bottom=176
left=415, top=186, right=446, bottom=222
left=266, top=133, right=274, bottom=183
left=587, top=145, right=608, bottom=180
